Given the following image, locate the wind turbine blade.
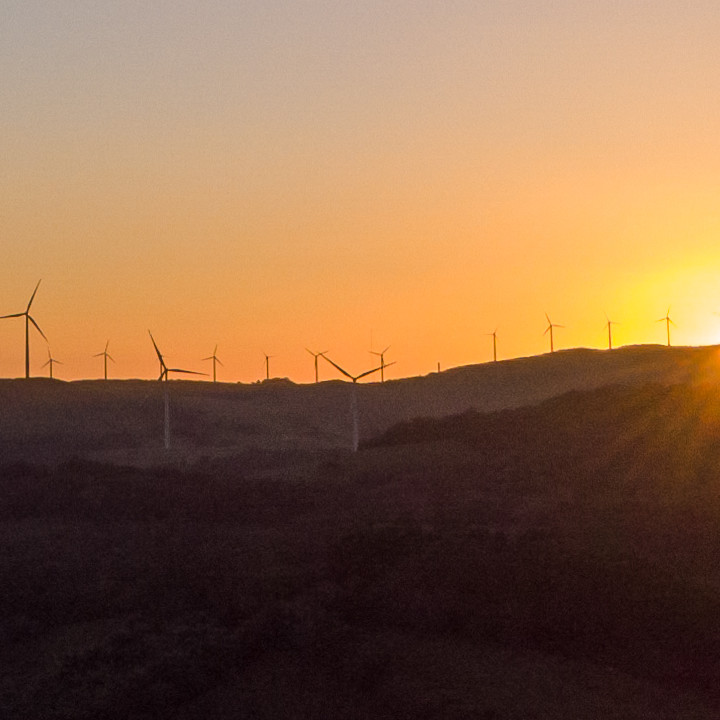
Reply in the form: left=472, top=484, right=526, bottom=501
left=543, top=326, right=550, bottom=335
left=369, top=350, right=381, bottom=357
left=167, top=368, right=207, bottom=376
left=0, top=313, right=24, bottom=319
left=321, top=354, right=354, bottom=380
left=29, top=315, right=47, bottom=341
left=108, top=355, right=116, bottom=363
left=201, top=356, right=213, bottom=361
left=216, top=357, right=224, bottom=366
left=213, top=345, right=218, bottom=355
left=26, top=280, right=41, bottom=311
left=382, top=345, right=390, bottom=354
left=55, top=359, right=63, bottom=364
left=545, top=312, right=551, bottom=324
left=148, top=331, right=161, bottom=354
left=148, top=331, right=165, bottom=365
left=93, top=352, right=105, bottom=357
left=42, top=359, right=50, bottom=368
left=555, top=324, right=565, bottom=329
left=355, top=365, right=384, bottom=381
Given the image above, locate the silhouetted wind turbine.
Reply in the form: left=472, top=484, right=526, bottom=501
left=262, top=352, right=274, bottom=381
left=306, top=348, right=328, bottom=383
left=657, top=307, right=674, bottom=347
left=202, top=345, right=223, bottom=382
left=486, top=329, right=498, bottom=362
left=42, top=347, right=62, bottom=379
left=149, top=331, right=205, bottom=450
left=604, top=316, right=619, bottom=350
left=1, top=280, right=47, bottom=378
left=544, top=313, right=564, bottom=353
left=369, top=345, right=391, bottom=382
left=322, top=354, right=395, bottom=451
left=93, top=340, right=115, bottom=380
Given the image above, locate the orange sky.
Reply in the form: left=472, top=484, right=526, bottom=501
left=2, top=2, right=720, bottom=382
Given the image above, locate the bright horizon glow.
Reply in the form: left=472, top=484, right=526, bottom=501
left=3, top=2, right=720, bottom=382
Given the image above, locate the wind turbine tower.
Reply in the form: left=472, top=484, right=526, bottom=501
left=605, top=316, right=619, bottom=350
left=322, top=354, right=395, bottom=451
left=42, top=348, right=62, bottom=379
left=263, top=352, right=274, bottom=381
left=369, top=345, right=391, bottom=382
left=544, top=313, right=564, bottom=353
left=0, top=280, right=47, bottom=378
left=202, top=345, right=223, bottom=382
left=306, top=348, right=328, bottom=383
left=486, top=329, right=498, bottom=362
left=149, top=331, right=205, bottom=450
left=657, top=308, right=674, bottom=347
left=93, top=340, right=115, bottom=380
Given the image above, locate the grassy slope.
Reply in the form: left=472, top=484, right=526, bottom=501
left=4, top=378, right=720, bottom=716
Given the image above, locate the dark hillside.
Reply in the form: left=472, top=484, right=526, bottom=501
left=1, top=344, right=719, bottom=463
left=3, top=380, right=720, bottom=716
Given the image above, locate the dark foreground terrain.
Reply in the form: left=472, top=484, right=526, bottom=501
left=3, top=378, right=720, bottom=717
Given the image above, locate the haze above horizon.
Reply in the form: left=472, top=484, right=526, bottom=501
left=3, top=2, right=720, bottom=381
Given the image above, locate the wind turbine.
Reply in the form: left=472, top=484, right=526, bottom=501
left=262, top=352, right=274, bottom=381
left=369, top=345, right=391, bottom=382
left=544, top=313, right=564, bottom=353
left=657, top=307, right=674, bottom=347
left=202, top=345, right=223, bottom=383
left=306, top=348, right=328, bottom=383
left=0, top=280, right=47, bottom=378
left=322, top=354, right=395, bottom=451
left=149, top=331, right=206, bottom=450
left=42, top=347, right=62, bottom=379
left=93, top=340, right=115, bottom=380
left=604, top=316, right=619, bottom=350
left=486, top=329, right=498, bottom=362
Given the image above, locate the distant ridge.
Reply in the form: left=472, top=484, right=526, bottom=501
left=1, top=344, right=718, bottom=463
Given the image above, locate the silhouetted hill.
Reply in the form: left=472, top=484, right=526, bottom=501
left=4, top=378, right=720, bottom=716
left=2, top=344, right=719, bottom=463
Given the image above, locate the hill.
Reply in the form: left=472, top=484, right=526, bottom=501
left=1, top=344, right=719, bottom=463
left=3, top=378, right=720, bottom=717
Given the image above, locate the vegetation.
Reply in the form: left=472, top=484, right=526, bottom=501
left=3, top=381, right=720, bottom=717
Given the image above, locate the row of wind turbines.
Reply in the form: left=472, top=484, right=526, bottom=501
left=0, top=281, right=683, bottom=453
left=1, top=281, right=398, bottom=383
left=2, top=281, right=679, bottom=383
left=145, top=331, right=393, bottom=451
left=541, top=310, right=674, bottom=354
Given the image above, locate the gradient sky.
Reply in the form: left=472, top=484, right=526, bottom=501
left=2, top=1, right=720, bottom=382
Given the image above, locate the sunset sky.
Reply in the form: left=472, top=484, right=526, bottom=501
left=2, top=2, right=720, bottom=382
